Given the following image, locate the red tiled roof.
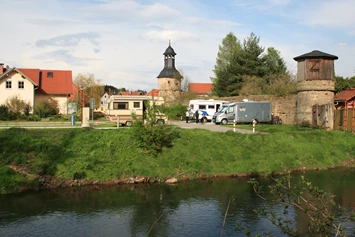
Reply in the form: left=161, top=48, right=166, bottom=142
left=189, top=83, right=213, bottom=94
left=120, top=91, right=142, bottom=95
left=334, top=88, right=355, bottom=102
left=145, top=89, right=159, bottom=96
left=18, top=68, right=73, bottom=95
left=17, top=68, right=40, bottom=84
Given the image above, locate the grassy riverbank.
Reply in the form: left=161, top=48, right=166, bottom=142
left=0, top=125, right=354, bottom=194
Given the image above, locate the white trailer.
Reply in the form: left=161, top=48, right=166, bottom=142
left=188, top=99, right=229, bottom=122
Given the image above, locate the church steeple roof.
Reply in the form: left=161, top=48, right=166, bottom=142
left=163, top=40, right=176, bottom=56
left=157, top=41, right=181, bottom=79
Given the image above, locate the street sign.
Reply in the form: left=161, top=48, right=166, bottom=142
left=90, top=98, right=96, bottom=109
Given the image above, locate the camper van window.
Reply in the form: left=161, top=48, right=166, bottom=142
left=113, top=102, right=128, bottom=110
left=227, top=107, right=234, bottom=113
left=133, top=102, right=140, bottom=108
left=199, top=105, right=206, bottom=109
left=208, top=105, right=214, bottom=109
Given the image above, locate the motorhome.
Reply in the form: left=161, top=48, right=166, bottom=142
left=188, top=99, right=229, bottom=122
left=212, top=101, right=272, bottom=124
left=105, top=95, right=165, bottom=126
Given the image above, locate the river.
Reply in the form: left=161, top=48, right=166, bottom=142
left=1, top=169, right=355, bottom=237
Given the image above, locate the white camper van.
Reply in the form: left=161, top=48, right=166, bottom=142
left=188, top=99, right=229, bottom=122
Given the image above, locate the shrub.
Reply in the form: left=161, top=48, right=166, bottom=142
left=0, top=104, right=10, bottom=120
left=159, top=104, right=187, bottom=120
left=27, top=114, right=41, bottom=121
left=5, top=95, right=32, bottom=119
left=34, top=100, right=59, bottom=118
left=131, top=101, right=180, bottom=154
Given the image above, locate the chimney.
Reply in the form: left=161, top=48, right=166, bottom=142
left=0, top=63, right=4, bottom=75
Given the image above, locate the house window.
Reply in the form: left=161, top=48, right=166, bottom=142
left=6, top=81, right=11, bottom=89
left=18, top=81, right=24, bottom=89
left=113, top=102, right=128, bottom=110
left=133, top=102, right=140, bottom=108
left=47, top=72, right=53, bottom=78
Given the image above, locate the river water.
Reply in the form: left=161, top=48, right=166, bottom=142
left=1, top=169, right=355, bottom=237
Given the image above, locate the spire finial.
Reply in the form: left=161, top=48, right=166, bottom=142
left=169, top=39, right=171, bottom=46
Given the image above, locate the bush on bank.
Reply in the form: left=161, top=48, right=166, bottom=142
left=0, top=125, right=354, bottom=194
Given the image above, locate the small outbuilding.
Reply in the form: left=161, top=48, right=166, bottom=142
left=334, top=88, right=355, bottom=131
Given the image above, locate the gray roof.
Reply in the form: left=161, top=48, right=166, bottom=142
left=293, top=50, right=338, bottom=61
left=163, top=45, right=176, bottom=56
left=157, top=67, right=181, bottom=78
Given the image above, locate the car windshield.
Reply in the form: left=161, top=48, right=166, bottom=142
left=218, top=106, right=228, bottom=113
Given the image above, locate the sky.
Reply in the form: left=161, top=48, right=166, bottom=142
left=1, top=0, right=355, bottom=92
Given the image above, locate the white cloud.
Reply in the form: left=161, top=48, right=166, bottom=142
left=297, top=0, right=355, bottom=28
left=145, top=30, right=199, bottom=42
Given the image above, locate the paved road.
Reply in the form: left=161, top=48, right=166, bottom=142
left=169, top=121, right=266, bottom=134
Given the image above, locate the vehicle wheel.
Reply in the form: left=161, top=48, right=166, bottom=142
left=221, top=119, right=228, bottom=125
left=202, top=117, right=208, bottom=123
left=125, top=121, right=132, bottom=127
left=157, top=119, right=165, bottom=125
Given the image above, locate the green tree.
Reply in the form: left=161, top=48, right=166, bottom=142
left=211, top=32, right=243, bottom=96
left=263, top=47, right=287, bottom=77
left=240, top=32, right=265, bottom=77
left=334, top=76, right=355, bottom=93
left=211, top=32, right=289, bottom=97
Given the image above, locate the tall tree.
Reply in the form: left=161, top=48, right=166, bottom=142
left=240, top=32, right=265, bottom=77
left=262, top=47, right=287, bottom=76
left=74, top=73, right=104, bottom=109
left=211, top=32, right=289, bottom=97
left=211, top=32, right=242, bottom=97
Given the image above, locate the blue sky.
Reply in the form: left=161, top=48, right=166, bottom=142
left=1, top=0, right=355, bottom=91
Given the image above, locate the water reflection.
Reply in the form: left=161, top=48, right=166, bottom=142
left=0, top=169, right=355, bottom=237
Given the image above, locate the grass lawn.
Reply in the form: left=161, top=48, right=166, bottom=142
left=0, top=124, right=354, bottom=194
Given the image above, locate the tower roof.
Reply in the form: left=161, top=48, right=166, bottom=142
left=293, top=50, right=338, bottom=61
left=163, top=41, right=176, bottom=56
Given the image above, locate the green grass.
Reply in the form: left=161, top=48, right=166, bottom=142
left=0, top=125, right=354, bottom=194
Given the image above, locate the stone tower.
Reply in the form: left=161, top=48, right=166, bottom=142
left=157, top=41, right=182, bottom=103
left=293, top=50, right=338, bottom=129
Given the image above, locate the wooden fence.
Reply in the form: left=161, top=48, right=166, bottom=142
left=334, top=108, right=355, bottom=131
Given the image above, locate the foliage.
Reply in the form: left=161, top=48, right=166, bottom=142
left=335, top=76, right=355, bottom=93
left=131, top=101, right=180, bottom=155
left=211, top=32, right=288, bottom=97
left=5, top=95, right=31, bottom=119
left=0, top=105, right=15, bottom=120
left=26, top=114, right=41, bottom=121
left=34, top=99, right=59, bottom=118
left=74, top=73, right=104, bottom=109
left=246, top=174, right=355, bottom=236
left=159, top=104, right=187, bottom=120
left=0, top=166, right=28, bottom=194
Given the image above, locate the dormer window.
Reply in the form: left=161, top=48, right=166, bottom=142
left=47, top=72, right=53, bottom=78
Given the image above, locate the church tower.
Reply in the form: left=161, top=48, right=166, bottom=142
left=157, top=41, right=182, bottom=102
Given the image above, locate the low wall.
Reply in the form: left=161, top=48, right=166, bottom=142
left=218, top=95, right=297, bottom=124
